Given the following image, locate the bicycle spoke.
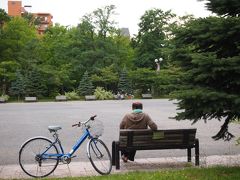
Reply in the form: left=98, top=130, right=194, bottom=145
left=19, top=137, right=59, bottom=178
left=88, top=138, right=112, bottom=175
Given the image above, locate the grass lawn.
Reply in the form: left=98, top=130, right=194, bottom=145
left=46, top=166, right=240, bottom=180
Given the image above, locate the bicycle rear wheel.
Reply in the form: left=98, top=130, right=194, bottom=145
left=87, top=138, right=112, bottom=175
left=19, top=137, right=59, bottom=178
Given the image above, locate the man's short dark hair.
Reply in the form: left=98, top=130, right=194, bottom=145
left=132, top=102, right=143, bottom=110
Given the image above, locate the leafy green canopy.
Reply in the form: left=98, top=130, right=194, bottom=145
left=0, top=5, right=136, bottom=97
left=129, top=68, right=156, bottom=93
left=172, top=16, right=240, bottom=140
left=132, top=9, right=176, bottom=69
left=91, top=65, right=118, bottom=91
left=0, top=8, right=10, bottom=28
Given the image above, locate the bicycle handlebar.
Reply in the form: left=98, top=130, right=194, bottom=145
left=90, top=115, right=97, bottom=120
left=72, top=115, right=97, bottom=127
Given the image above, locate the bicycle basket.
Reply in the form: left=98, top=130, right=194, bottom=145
left=88, top=120, right=104, bottom=138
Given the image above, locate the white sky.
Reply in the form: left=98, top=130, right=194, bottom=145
left=1, top=0, right=212, bottom=35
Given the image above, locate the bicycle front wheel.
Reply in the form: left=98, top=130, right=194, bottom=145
left=19, top=137, right=59, bottom=178
left=87, top=138, right=112, bottom=175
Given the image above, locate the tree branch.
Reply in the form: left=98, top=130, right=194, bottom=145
left=212, top=115, right=235, bottom=141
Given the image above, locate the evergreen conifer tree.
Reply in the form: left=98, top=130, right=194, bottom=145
left=172, top=1, right=240, bottom=140
left=118, top=68, right=132, bottom=94
left=199, top=0, right=240, bottom=17
left=78, top=71, right=94, bottom=96
left=24, top=69, right=47, bottom=97
left=9, top=70, right=26, bottom=100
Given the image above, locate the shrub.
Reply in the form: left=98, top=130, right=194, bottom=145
left=133, top=89, right=142, bottom=98
left=0, top=94, right=9, bottom=101
left=94, top=87, right=114, bottom=100
left=64, top=91, right=80, bottom=100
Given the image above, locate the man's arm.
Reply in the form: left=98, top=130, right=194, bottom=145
left=146, top=114, right=157, bottom=130
left=120, top=115, right=127, bottom=129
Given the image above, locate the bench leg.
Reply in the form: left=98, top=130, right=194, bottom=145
left=115, top=143, right=120, bottom=170
left=112, top=141, right=116, bottom=166
left=195, top=138, right=199, bottom=166
left=187, top=148, right=191, bottom=162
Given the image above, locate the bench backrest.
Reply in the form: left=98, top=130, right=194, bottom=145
left=119, top=129, right=197, bottom=150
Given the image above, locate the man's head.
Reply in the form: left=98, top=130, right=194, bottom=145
left=132, top=102, right=143, bottom=110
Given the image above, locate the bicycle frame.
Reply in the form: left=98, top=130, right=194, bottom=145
left=41, top=127, right=93, bottom=160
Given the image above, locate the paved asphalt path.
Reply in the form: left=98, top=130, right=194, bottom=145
left=0, top=99, right=239, bottom=165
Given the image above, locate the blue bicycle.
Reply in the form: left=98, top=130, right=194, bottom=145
left=19, top=115, right=112, bottom=178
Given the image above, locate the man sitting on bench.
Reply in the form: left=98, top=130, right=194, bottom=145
left=120, top=102, right=158, bottom=162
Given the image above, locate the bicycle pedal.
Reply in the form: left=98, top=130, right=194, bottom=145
left=71, top=155, right=77, bottom=158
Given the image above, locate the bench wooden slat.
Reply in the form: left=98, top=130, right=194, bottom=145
left=120, top=141, right=196, bottom=148
left=119, top=129, right=196, bottom=148
left=119, top=144, right=196, bottom=150
left=119, top=137, right=196, bottom=143
left=119, top=129, right=196, bottom=134
left=119, top=134, right=196, bottom=141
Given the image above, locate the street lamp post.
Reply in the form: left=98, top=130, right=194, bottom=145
left=154, top=58, right=163, bottom=72
left=153, top=58, right=163, bottom=96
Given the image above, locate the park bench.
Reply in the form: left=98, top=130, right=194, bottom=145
left=85, top=95, right=96, bottom=101
left=112, top=129, right=199, bottom=169
left=0, top=97, right=6, bottom=103
left=142, top=94, right=152, bottom=99
left=24, top=97, right=37, bottom=102
left=55, top=95, right=67, bottom=101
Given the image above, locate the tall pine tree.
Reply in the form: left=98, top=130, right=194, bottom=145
left=118, top=68, right=132, bottom=94
left=24, top=69, right=47, bottom=97
left=9, top=70, right=26, bottom=100
left=199, top=0, right=240, bottom=17
left=78, top=71, right=94, bottom=96
left=172, top=3, right=240, bottom=140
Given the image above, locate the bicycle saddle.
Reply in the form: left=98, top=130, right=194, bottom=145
left=48, top=126, right=62, bottom=133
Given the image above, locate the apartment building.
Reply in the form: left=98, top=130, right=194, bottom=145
left=34, top=12, right=53, bottom=34
left=8, top=0, right=23, bottom=16
left=7, top=0, right=53, bottom=34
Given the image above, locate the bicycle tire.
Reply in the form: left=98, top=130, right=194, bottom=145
left=19, top=137, right=59, bottom=178
left=87, top=138, right=112, bottom=175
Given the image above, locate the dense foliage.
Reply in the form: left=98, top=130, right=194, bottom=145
left=131, top=9, right=176, bottom=69
left=0, top=6, right=136, bottom=97
left=0, top=6, right=173, bottom=99
left=94, top=87, right=114, bottom=100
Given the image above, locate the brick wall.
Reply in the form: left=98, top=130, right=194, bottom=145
left=8, top=0, right=22, bottom=16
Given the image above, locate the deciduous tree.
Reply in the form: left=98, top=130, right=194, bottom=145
left=132, top=9, right=176, bottom=69
left=91, top=65, right=118, bottom=91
